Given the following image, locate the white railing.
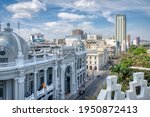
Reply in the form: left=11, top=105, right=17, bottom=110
left=47, top=84, right=54, bottom=92
left=23, top=59, right=34, bottom=64
left=37, top=88, right=45, bottom=97
left=0, top=62, right=16, bottom=67
left=0, top=55, right=55, bottom=69
left=25, top=93, right=34, bottom=100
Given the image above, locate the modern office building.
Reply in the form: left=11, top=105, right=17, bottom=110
left=135, top=37, right=140, bottom=46
left=30, top=33, right=45, bottom=44
left=0, top=23, right=87, bottom=100
left=115, top=14, right=126, bottom=53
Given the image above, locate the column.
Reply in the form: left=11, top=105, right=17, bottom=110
left=71, top=61, right=76, bottom=94
left=18, top=77, right=25, bottom=100
left=75, top=60, right=78, bottom=91
left=53, top=66, right=58, bottom=99
left=60, top=65, right=65, bottom=100
left=34, top=71, right=38, bottom=99
left=13, top=78, right=18, bottom=100
left=5, top=80, right=13, bottom=99
left=44, top=68, right=47, bottom=87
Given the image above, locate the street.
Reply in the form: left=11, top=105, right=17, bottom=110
left=75, top=71, right=109, bottom=100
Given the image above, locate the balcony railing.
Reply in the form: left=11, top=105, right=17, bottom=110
left=46, top=84, right=54, bottom=92
left=0, top=56, right=55, bottom=69
left=37, top=88, right=45, bottom=97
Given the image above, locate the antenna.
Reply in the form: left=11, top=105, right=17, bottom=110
left=17, top=21, right=21, bottom=35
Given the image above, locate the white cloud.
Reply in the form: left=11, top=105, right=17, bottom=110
left=74, top=0, right=97, bottom=9
left=6, top=0, right=47, bottom=19
left=101, top=11, right=114, bottom=23
left=57, top=12, right=86, bottom=21
left=12, top=12, right=32, bottom=19
left=57, top=12, right=97, bottom=22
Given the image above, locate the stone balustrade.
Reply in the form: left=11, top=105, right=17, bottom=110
left=97, top=72, right=150, bottom=100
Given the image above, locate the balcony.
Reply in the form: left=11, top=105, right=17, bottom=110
left=0, top=56, right=55, bottom=70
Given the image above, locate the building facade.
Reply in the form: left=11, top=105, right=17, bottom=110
left=0, top=24, right=87, bottom=100
left=85, top=38, right=109, bottom=77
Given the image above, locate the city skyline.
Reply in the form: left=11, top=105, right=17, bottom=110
left=0, top=0, right=150, bottom=41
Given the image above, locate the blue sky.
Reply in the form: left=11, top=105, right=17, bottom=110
left=0, top=0, right=150, bottom=41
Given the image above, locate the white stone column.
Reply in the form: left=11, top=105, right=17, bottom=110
left=18, top=77, right=25, bottom=100
left=71, top=61, right=76, bottom=94
left=44, top=68, right=47, bottom=87
left=60, top=65, right=65, bottom=100
left=53, top=66, right=58, bottom=99
left=75, top=60, right=78, bottom=91
left=5, top=80, right=13, bottom=100
left=13, top=78, right=18, bottom=100
left=34, top=71, right=38, bottom=99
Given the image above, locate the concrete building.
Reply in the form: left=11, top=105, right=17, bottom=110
left=115, top=14, right=126, bottom=53
left=86, top=48, right=108, bottom=76
left=30, top=33, right=45, bottom=44
left=126, top=34, right=131, bottom=49
left=104, top=37, right=116, bottom=46
left=72, top=29, right=83, bottom=36
left=87, top=34, right=102, bottom=40
left=66, top=29, right=87, bottom=40
left=0, top=24, right=86, bottom=100
left=132, top=37, right=140, bottom=46
left=85, top=38, right=109, bottom=76
left=53, top=38, right=66, bottom=46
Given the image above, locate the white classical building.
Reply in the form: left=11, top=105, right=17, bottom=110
left=0, top=24, right=87, bottom=100
left=85, top=39, right=109, bottom=77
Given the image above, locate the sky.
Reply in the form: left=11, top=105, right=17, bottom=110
left=0, top=0, right=150, bottom=41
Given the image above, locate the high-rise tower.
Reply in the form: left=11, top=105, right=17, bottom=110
left=115, top=14, right=126, bottom=53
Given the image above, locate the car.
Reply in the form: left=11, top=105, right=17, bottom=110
left=79, top=89, right=85, bottom=95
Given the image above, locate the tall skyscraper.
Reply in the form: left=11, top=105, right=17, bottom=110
left=115, top=14, right=126, bottom=53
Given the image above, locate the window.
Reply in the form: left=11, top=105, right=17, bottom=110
left=87, top=66, right=88, bottom=69
left=0, top=81, right=4, bottom=99
left=0, top=58, right=8, bottom=63
left=95, top=66, right=97, bottom=70
left=80, top=58, right=82, bottom=68
left=90, top=56, right=91, bottom=59
left=90, top=61, right=91, bottom=64
left=0, top=88, right=3, bottom=99
left=90, top=66, right=92, bottom=70
left=0, top=51, right=6, bottom=56
left=95, top=61, right=97, bottom=64
left=95, top=57, right=97, bottom=59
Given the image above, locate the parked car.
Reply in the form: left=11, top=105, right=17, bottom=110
left=79, top=89, right=85, bottom=95
left=79, top=86, right=85, bottom=95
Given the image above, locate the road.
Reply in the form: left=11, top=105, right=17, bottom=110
left=75, top=71, right=109, bottom=100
